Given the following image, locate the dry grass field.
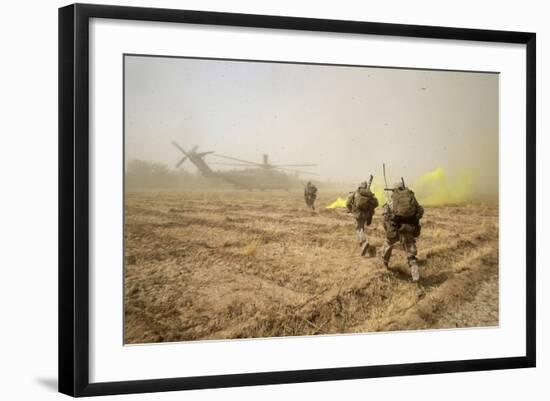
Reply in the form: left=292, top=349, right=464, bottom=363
left=124, top=190, right=499, bottom=344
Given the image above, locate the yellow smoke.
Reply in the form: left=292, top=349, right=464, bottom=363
left=326, top=197, right=348, bottom=209
left=370, top=182, right=386, bottom=204
left=413, top=167, right=474, bottom=206
left=324, top=168, right=471, bottom=209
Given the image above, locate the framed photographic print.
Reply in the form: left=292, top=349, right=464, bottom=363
left=58, top=3, right=536, bottom=397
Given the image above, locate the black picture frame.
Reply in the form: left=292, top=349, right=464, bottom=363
left=59, top=3, right=536, bottom=397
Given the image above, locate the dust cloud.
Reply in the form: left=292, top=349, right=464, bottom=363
left=125, top=55, right=499, bottom=204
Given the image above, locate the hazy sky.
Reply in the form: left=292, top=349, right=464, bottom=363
left=124, top=55, right=498, bottom=190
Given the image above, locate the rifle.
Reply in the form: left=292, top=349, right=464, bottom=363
left=367, top=174, right=373, bottom=190
left=383, top=163, right=391, bottom=202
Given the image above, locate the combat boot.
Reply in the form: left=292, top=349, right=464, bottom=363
left=381, top=255, right=389, bottom=269
left=361, top=240, right=370, bottom=256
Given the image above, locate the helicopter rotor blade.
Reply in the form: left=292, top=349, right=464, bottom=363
left=196, top=151, right=214, bottom=158
left=271, top=164, right=317, bottom=167
left=171, top=141, right=189, bottom=156
left=210, top=162, right=255, bottom=167
left=212, top=153, right=263, bottom=166
left=175, top=157, right=187, bottom=168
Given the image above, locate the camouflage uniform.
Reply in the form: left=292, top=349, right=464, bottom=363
left=304, top=182, right=318, bottom=210
left=346, top=182, right=379, bottom=248
left=381, top=184, right=424, bottom=281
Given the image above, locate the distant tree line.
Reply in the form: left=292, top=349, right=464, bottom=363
left=125, top=159, right=232, bottom=190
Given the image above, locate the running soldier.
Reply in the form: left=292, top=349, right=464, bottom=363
left=346, top=177, right=379, bottom=256
left=304, top=181, right=318, bottom=210
left=381, top=181, right=424, bottom=282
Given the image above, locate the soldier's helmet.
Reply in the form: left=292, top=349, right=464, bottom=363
left=360, top=181, right=368, bottom=188
left=393, top=181, right=404, bottom=190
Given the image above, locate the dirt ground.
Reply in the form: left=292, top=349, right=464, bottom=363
left=124, top=190, right=499, bottom=344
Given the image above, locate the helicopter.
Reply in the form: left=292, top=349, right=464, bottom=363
left=172, top=141, right=318, bottom=190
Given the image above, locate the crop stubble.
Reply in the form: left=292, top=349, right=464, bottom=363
left=124, top=190, right=499, bottom=344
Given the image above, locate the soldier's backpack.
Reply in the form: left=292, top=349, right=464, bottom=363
left=305, top=185, right=317, bottom=197
left=354, top=188, right=375, bottom=211
left=392, top=188, right=418, bottom=218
